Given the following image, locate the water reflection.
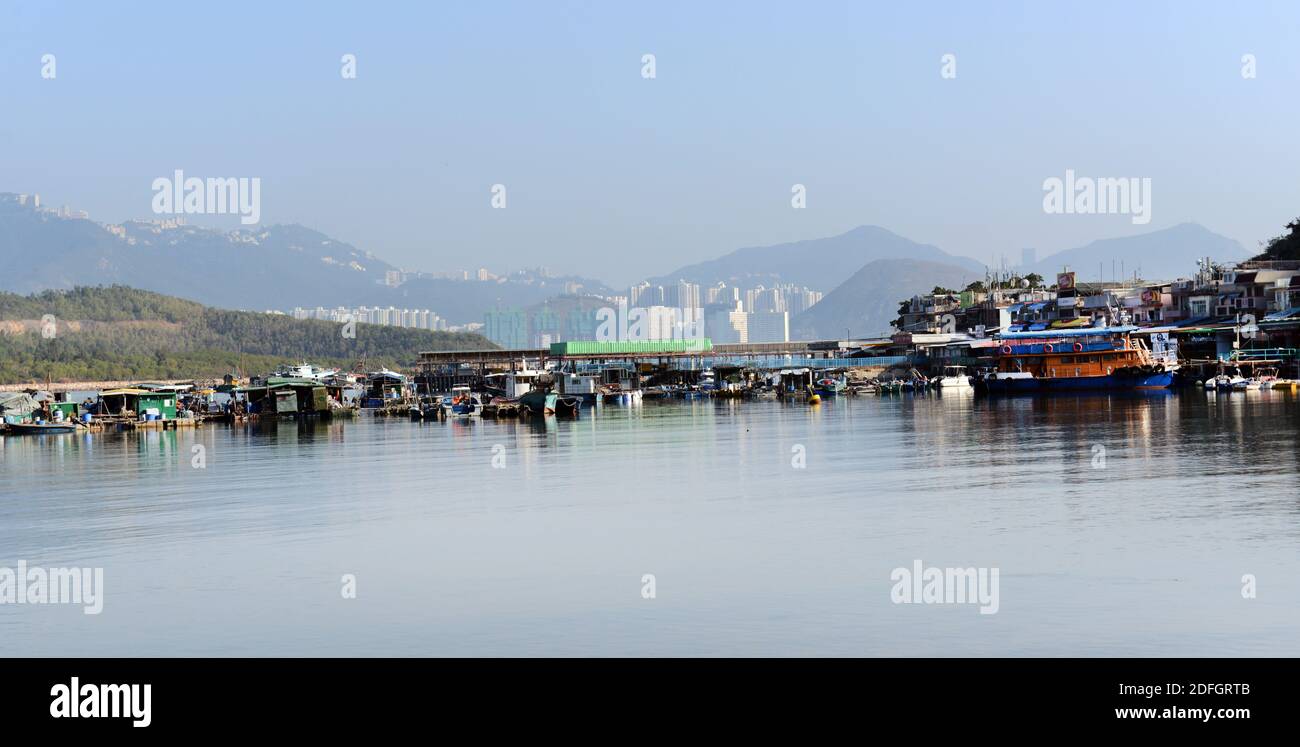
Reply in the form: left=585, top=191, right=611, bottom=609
left=1, top=391, right=1297, bottom=656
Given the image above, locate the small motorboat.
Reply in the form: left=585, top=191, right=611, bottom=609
left=936, top=366, right=973, bottom=391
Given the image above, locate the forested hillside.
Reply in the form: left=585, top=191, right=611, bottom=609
left=0, top=286, right=493, bottom=383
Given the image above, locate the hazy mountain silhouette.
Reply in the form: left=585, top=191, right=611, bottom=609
left=0, top=195, right=608, bottom=323
left=1026, top=223, right=1248, bottom=282
left=650, top=225, right=986, bottom=290
left=790, top=258, right=979, bottom=339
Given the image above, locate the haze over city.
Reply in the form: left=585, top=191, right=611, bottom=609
left=4, top=1, right=1299, bottom=286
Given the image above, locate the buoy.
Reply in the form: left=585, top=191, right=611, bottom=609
left=1073, top=342, right=1083, bottom=352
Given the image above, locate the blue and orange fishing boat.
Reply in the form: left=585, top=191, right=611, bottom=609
left=982, top=326, right=1176, bottom=393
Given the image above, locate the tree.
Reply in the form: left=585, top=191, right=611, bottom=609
left=1025, top=273, right=1044, bottom=288
left=1253, top=218, right=1300, bottom=261
left=963, top=281, right=987, bottom=293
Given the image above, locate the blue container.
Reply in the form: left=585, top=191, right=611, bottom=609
left=145, top=413, right=157, bottom=422
left=82, top=412, right=93, bottom=424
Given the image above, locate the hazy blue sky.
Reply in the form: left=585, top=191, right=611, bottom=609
left=2, top=1, right=1298, bottom=286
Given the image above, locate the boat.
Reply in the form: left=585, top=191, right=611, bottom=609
left=440, top=386, right=478, bottom=417
left=697, top=368, right=718, bottom=392
left=875, top=379, right=902, bottom=394
left=936, top=366, right=973, bottom=390
left=554, top=371, right=600, bottom=405
left=984, top=327, right=1176, bottom=393
left=814, top=375, right=847, bottom=396
left=271, top=361, right=337, bottom=382
left=553, top=396, right=581, bottom=417
left=519, top=390, right=558, bottom=416
left=5, top=421, right=79, bottom=434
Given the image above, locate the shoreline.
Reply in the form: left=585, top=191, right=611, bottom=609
left=0, top=379, right=205, bottom=393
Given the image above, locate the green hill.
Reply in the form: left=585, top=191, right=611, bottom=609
left=0, top=286, right=494, bottom=384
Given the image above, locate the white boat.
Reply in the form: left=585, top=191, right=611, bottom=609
left=698, top=368, right=717, bottom=391
left=936, top=365, right=973, bottom=390
left=274, top=361, right=336, bottom=381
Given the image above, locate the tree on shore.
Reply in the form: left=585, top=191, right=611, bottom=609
left=1254, top=218, right=1300, bottom=261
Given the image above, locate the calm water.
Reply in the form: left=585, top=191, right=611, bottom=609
left=2, top=391, right=1297, bottom=656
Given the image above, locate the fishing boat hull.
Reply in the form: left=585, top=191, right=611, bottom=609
left=518, top=391, right=558, bottom=415
left=984, top=370, right=1174, bottom=393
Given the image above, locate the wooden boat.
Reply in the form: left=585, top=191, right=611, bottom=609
left=986, top=327, right=1175, bottom=393
left=5, top=421, right=79, bottom=434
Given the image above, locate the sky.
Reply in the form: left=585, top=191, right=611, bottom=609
left=2, top=1, right=1299, bottom=287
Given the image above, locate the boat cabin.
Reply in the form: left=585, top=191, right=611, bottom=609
left=994, top=332, right=1157, bottom=379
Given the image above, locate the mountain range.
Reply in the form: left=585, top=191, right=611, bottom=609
left=1021, top=222, right=1249, bottom=281
left=649, top=225, right=986, bottom=291
left=0, top=193, right=1251, bottom=340
left=0, top=195, right=610, bottom=325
